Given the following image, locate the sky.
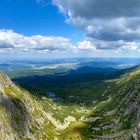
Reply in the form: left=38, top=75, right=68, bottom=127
left=0, top=0, right=140, bottom=59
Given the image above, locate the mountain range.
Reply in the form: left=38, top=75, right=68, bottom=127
left=0, top=65, right=140, bottom=140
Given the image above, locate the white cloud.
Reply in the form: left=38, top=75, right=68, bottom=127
left=0, top=29, right=140, bottom=58
left=77, top=40, right=96, bottom=50
left=0, top=29, right=72, bottom=53
left=118, top=42, right=139, bottom=52
left=0, top=29, right=96, bottom=55
left=51, top=0, right=140, bottom=57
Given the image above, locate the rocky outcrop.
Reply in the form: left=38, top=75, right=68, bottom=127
left=0, top=72, right=49, bottom=139
left=0, top=71, right=13, bottom=89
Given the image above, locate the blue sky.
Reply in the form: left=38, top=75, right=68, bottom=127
left=0, top=0, right=140, bottom=59
left=0, top=0, right=84, bottom=43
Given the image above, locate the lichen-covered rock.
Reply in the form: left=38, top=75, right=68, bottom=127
left=0, top=71, right=13, bottom=89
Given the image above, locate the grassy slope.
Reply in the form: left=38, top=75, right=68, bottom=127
left=85, top=66, right=140, bottom=139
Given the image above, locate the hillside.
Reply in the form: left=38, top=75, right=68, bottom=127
left=0, top=67, right=140, bottom=140
left=0, top=71, right=53, bottom=139
left=85, top=66, right=140, bottom=139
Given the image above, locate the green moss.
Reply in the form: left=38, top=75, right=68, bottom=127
left=4, top=86, right=21, bottom=98
left=29, top=126, right=38, bottom=134
left=121, top=115, right=132, bottom=130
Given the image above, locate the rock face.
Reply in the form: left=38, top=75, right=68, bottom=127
left=0, top=71, right=13, bottom=89
left=0, top=72, right=50, bottom=139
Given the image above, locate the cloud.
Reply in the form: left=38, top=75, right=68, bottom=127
left=53, top=0, right=140, bottom=18
left=0, top=29, right=97, bottom=55
left=77, top=40, right=96, bottom=51
left=53, top=0, right=140, bottom=42
left=1, top=29, right=140, bottom=58
left=89, top=38, right=140, bottom=52
left=0, top=29, right=72, bottom=53
left=118, top=42, right=140, bottom=52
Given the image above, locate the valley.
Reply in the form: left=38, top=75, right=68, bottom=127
left=0, top=59, right=140, bottom=139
